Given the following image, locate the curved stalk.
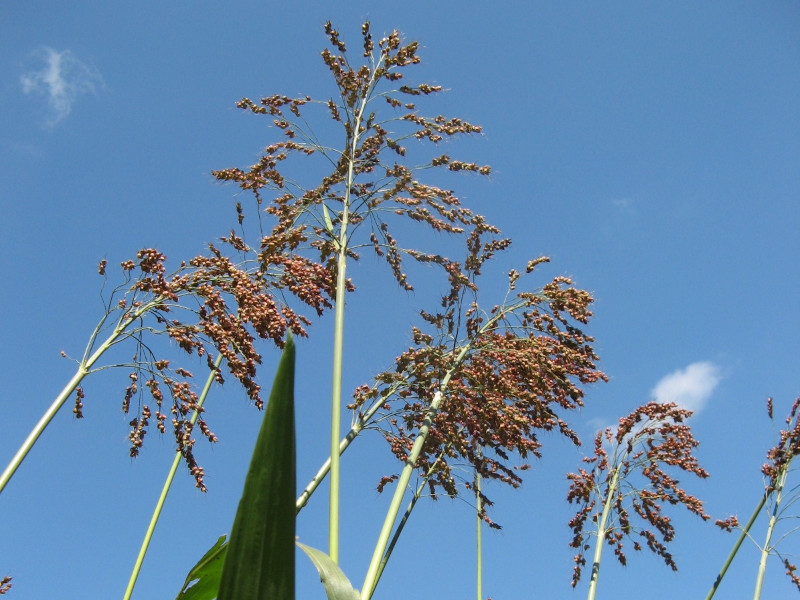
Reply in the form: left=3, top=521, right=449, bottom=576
left=122, top=354, right=223, bottom=600
left=368, top=446, right=451, bottom=598
left=586, top=466, right=622, bottom=600
left=0, top=302, right=156, bottom=495
left=360, top=303, right=521, bottom=599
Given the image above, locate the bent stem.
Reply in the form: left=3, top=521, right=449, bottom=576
left=0, top=301, right=156, bottom=496
left=754, top=468, right=789, bottom=600
left=586, top=465, right=622, bottom=600
left=122, top=353, right=223, bottom=600
left=705, top=492, right=768, bottom=600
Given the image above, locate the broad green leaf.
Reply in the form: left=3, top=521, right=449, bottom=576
left=175, top=535, right=227, bottom=600
left=216, top=334, right=296, bottom=600
left=297, top=542, right=360, bottom=600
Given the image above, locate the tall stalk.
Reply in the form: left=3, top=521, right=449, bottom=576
left=705, top=492, right=768, bottom=600
left=0, top=301, right=156, bottom=495
left=586, top=466, right=621, bottom=600
left=754, top=468, right=789, bottom=599
left=360, top=342, right=472, bottom=598
left=122, top=354, right=223, bottom=600
left=476, top=457, right=483, bottom=600
left=328, top=53, right=384, bottom=565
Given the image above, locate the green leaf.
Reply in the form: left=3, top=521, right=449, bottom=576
left=216, top=334, right=296, bottom=600
left=297, top=542, right=360, bottom=600
left=322, top=203, right=336, bottom=236
left=175, top=535, right=227, bottom=600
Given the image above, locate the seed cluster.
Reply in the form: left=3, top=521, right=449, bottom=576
left=79, top=230, right=336, bottom=490
left=566, top=402, right=710, bottom=586
left=212, top=20, right=494, bottom=295
left=351, top=232, right=605, bottom=527
left=761, top=396, right=800, bottom=491
left=754, top=396, right=800, bottom=590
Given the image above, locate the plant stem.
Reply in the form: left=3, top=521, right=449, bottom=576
left=476, top=459, right=483, bottom=600
left=753, top=468, right=788, bottom=600
left=0, top=303, right=154, bottom=495
left=368, top=445, right=451, bottom=599
left=586, top=465, right=622, bottom=600
left=328, top=223, right=348, bottom=565
left=297, top=387, right=396, bottom=512
left=328, top=57, right=383, bottom=565
left=122, top=354, right=223, bottom=600
left=705, top=492, right=768, bottom=600
left=360, top=344, right=471, bottom=599
left=359, top=302, right=520, bottom=599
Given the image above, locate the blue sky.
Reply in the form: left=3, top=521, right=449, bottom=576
left=1, top=2, right=799, bottom=598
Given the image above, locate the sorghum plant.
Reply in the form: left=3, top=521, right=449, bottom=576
left=754, top=397, right=800, bottom=597
left=349, top=231, right=606, bottom=597
left=212, top=20, right=496, bottom=561
left=706, top=397, right=800, bottom=599
left=0, top=233, right=334, bottom=496
left=566, top=402, right=710, bottom=600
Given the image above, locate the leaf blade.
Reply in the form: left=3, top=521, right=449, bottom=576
left=297, top=542, right=360, bottom=600
left=216, top=335, right=296, bottom=600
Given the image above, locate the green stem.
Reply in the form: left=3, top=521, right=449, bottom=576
left=368, top=446, right=451, bottom=598
left=297, top=385, right=397, bottom=512
left=0, top=303, right=154, bottom=495
left=586, top=466, right=622, bottom=600
left=122, top=354, right=223, bottom=600
left=360, top=344, right=471, bottom=599
left=754, top=468, right=788, bottom=600
left=328, top=225, right=348, bottom=565
left=328, top=57, right=384, bottom=565
left=705, top=492, right=768, bottom=600
left=476, top=459, right=483, bottom=600
left=359, top=302, right=520, bottom=599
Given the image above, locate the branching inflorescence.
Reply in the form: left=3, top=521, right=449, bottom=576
left=210, top=20, right=502, bottom=562
left=211, top=21, right=493, bottom=294
left=566, top=402, right=710, bottom=594
left=351, top=230, right=606, bottom=527
left=70, top=237, right=335, bottom=491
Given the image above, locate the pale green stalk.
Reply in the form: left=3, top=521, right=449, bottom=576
left=122, top=353, right=223, bottom=600
left=0, top=301, right=156, bottom=495
left=705, top=492, right=768, bottom=600
left=476, top=462, right=483, bottom=600
left=297, top=382, right=400, bottom=512
left=754, top=467, right=789, bottom=599
left=328, top=55, right=385, bottom=564
left=360, top=302, right=525, bottom=599
left=360, top=345, right=470, bottom=599
left=368, top=446, right=451, bottom=598
left=586, top=466, right=622, bottom=600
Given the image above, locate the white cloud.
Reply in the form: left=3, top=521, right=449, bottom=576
left=651, top=361, right=721, bottom=414
left=21, top=47, right=104, bottom=127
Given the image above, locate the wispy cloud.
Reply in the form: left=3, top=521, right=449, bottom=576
left=20, top=47, right=104, bottom=127
left=651, top=361, right=721, bottom=414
